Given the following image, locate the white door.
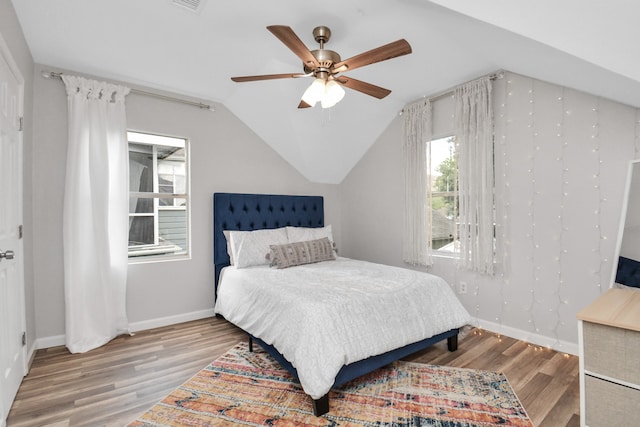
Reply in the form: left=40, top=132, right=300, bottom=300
left=0, top=34, right=26, bottom=427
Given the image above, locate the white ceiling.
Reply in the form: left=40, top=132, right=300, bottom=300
left=11, top=0, right=640, bottom=183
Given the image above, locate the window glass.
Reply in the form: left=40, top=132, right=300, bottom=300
left=429, top=136, right=459, bottom=253
left=128, top=131, right=189, bottom=260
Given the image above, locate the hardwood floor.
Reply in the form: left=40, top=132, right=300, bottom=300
left=405, top=328, right=581, bottom=427
left=6, top=319, right=580, bottom=426
left=7, top=317, right=246, bottom=427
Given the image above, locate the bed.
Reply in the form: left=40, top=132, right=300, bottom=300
left=212, top=192, right=472, bottom=416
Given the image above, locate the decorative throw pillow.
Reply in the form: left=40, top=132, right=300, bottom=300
left=269, top=237, right=336, bottom=269
left=232, top=227, right=288, bottom=269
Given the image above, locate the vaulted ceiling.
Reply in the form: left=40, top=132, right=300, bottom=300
left=11, top=0, right=640, bottom=183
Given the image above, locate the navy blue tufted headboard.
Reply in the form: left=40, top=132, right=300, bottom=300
left=213, top=193, right=324, bottom=300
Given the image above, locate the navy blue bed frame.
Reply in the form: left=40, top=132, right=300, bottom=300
left=213, top=192, right=459, bottom=416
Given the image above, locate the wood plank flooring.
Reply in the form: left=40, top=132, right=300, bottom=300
left=6, top=319, right=580, bottom=426
left=405, top=328, right=581, bottom=427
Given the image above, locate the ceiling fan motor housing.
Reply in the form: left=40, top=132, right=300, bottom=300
left=305, top=49, right=341, bottom=76
left=304, top=26, right=341, bottom=78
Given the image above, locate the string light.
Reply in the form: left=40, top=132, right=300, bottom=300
left=592, top=99, right=605, bottom=294
left=496, top=75, right=511, bottom=339
left=552, top=88, right=568, bottom=352
left=527, top=80, right=540, bottom=341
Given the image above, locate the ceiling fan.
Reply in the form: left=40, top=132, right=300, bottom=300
left=231, top=25, right=412, bottom=109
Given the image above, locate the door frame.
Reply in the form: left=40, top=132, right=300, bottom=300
left=0, top=31, right=27, bottom=427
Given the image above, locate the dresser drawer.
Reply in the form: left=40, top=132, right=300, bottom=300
left=583, top=321, right=640, bottom=385
left=585, top=375, right=639, bottom=427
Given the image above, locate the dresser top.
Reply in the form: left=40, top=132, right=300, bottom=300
left=577, top=288, right=640, bottom=332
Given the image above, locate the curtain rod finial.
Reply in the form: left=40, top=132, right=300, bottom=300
left=42, top=70, right=62, bottom=79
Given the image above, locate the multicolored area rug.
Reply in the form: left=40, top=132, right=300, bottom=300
left=128, top=342, right=533, bottom=426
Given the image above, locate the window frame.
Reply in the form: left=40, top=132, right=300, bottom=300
left=427, top=135, right=498, bottom=263
left=427, top=134, right=460, bottom=258
left=127, top=130, right=191, bottom=263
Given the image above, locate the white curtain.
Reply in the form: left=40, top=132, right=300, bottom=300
left=455, top=77, right=495, bottom=274
left=62, top=75, right=131, bottom=353
left=402, top=100, right=433, bottom=266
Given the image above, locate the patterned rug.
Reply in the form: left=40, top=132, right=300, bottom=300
left=128, top=342, right=533, bottom=426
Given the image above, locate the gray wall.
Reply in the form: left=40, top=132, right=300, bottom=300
left=0, top=0, right=36, bottom=355
left=340, top=72, right=638, bottom=352
left=29, top=65, right=639, bottom=351
left=31, top=63, right=340, bottom=343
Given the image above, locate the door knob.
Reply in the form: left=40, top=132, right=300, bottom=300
left=0, top=250, right=15, bottom=261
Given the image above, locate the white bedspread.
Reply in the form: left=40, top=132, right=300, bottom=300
left=214, top=257, right=472, bottom=399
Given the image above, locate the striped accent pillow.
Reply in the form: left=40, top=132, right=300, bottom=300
left=269, top=237, right=336, bottom=269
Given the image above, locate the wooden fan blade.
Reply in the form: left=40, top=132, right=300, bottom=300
left=298, top=100, right=312, bottom=109
left=333, top=39, right=412, bottom=73
left=231, top=73, right=308, bottom=82
left=336, top=76, right=391, bottom=99
left=267, top=25, right=319, bottom=68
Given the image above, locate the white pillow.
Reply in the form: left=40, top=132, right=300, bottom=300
left=223, top=230, right=234, bottom=265
left=231, top=228, right=288, bottom=268
left=228, top=230, right=248, bottom=266
left=286, top=225, right=333, bottom=244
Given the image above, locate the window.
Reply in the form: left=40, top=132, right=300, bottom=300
left=428, top=136, right=459, bottom=254
left=404, top=77, right=494, bottom=271
left=128, top=131, right=189, bottom=260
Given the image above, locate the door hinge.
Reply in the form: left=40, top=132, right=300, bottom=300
left=18, top=116, right=24, bottom=132
left=18, top=224, right=23, bottom=239
left=22, top=331, right=26, bottom=346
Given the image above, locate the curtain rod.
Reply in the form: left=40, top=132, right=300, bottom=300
left=42, top=70, right=215, bottom=111
left=401, top=70, right=504, bottom=114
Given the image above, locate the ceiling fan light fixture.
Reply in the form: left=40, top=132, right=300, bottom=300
left=301, top=78, right=326, bottom=107
left=301, top=78, right=345, bottom=109
left=321, top=80, right=345, bottom=109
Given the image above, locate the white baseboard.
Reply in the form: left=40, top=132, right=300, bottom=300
left=474, top=318, right=579, bottom=355
left=129, top=308, right=215, bottom=333
left=35, top=334, right=65, bottom=350
left=34, top=308, right=216, bottom=350
left=32, top=310, right=578, bottom=356
left=26, top=341, right=38, bottom=369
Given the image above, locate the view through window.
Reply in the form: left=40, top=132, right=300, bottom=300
left=429, top=136, right=459, bottom=253
left=128, top=131, right=189, bottom=260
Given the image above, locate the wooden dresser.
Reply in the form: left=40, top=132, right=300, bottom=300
left=577, top=288, right=640, bottom=427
